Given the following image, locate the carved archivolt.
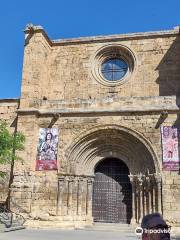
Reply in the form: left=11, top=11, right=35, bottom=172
left=65, top=124, right=159, bottom=175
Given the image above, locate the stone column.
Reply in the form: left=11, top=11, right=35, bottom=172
left=145, top=175, right=151, bottom=214
left=67, top=176, right=73, bottom=216
left=155, top=174, right=162, bottom=214
left=152, top=174, right=156, bottom=213
left=148, top=174, right=154, bottom=214
left=76, top=177, right=80, bottom=216
left=64, top=176, right=69, bottom=216
left=86, top=177, right=94, bottom=221
left=57, top=176, right=65, bottom=216
left=72, top=177, right=79, bottom=217
left=77, top=177, right=84, bottom=217
left=81, top=177, right=87, bottom=217
left=129, top=174, right=137, bottom=224
left=142, top=175, right=146, bottom=217
left=137, top=174, right=143, bottom=223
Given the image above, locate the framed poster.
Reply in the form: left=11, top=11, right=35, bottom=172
left=36, top=128, right=59, bottom=171
left=161, top=126, right=180, bottom=171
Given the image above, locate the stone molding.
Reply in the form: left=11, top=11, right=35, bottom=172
left=17, top=107, right=180, bottom=116
left=90, top=44, right=136, bottom=87
left=23, top=24, right=180, bottom=47
left=65, top=124, right=160, bottom=174
left=128, top=173, right=162, bottom=223
left=17, top=95, right=180, bottom=115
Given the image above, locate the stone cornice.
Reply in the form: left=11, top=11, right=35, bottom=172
left=0, top=98, right=19, bottom=103
left=0, top=98, right=20, bottom=107
left=52, top=28, right=180, bottom=45
left=17, top=107, right=180, bottom=116
left=57, top=173, right=95, bottom=178
left=18, top=96, right=180, bottom=116
left=24, top=24, right=180, bottom=47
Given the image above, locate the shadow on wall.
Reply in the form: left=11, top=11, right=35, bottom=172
left=156, top=35, right=180, bottom=173
left=156, top=35, right=180, bottom=97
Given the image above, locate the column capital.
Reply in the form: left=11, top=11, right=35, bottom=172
left=128, top=174, right=135, bottom=182
left=147, top=173, right=156, bottom=183
left=58, top=176, right=65, bottom=182
left=145, top=176, right=152, bottom=190
left=66, top=176, right=74, bottom=182
left=87, top=177, right=94, bottom=184
left=78, top=176, right=85, bottom=182
left=129, top=175, right=138, bottom=187
left=137, top=174, right=144, bottom=186
left=154, top=173, right=162, bottom=184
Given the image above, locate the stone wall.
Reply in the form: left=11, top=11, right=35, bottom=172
left=10, top=108, right=180, bottom=226
left=0, top=99, right=19, bottom=125
left=21, top=26, right=180, bottom=108
left=162, top=171, right=180, bottom=225
left=0, top=99, right=19, bottom=202
left=9, top=25, right=180, bottom=227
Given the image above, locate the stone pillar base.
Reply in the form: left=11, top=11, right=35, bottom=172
left=130, top=218, right=137, bottom=225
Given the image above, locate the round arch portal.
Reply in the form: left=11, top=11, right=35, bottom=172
left=66, top=124, right=159, bottom=176
left=58, top=125, right=162, bottom=225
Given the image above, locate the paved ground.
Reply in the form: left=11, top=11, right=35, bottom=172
left=1, top=229, right=138, bottom=240
left=1, top=229, right=179, bottom=240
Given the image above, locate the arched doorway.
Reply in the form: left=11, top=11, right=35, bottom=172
left=92, top=158, right=132, bottom=223
left=65, top=125, right=161, bottom=224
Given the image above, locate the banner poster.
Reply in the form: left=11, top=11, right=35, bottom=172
left=36, top=128, right=59, bottom=171
left=161, top=126, right=180, bottom=171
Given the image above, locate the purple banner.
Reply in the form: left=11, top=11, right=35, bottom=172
left=161, top=126, right=180, bottom=171
left=36, top=128, right=59, bottom=171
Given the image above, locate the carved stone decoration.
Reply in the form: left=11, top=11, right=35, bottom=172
left=127, top=173, right=162, bottom=225
left=154, top=173, right=162, bottom=214
left=128, top=174, right=137, bottom=224
left=57, top=174, right=94, bottom=223
left=57, top=176, right=65, bottom=216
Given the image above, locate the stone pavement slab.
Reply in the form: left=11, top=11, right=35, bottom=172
left=1, top=229, right=179, bottom=240
left=0, top=229, right=137, bottom=240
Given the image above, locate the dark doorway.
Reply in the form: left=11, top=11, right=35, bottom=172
left=92, top=158, right=132, bottom=223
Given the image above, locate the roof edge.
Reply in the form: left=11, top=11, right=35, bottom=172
left=24, top=24, right=180, bottom=46
left=0, top=98, right=20, bottom=103
left=52, top=27, right=180, bottom=45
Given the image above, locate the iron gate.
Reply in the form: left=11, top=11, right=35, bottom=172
left=92, top=158, right=132, bottom=223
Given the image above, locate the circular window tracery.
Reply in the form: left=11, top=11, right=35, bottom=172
left=91, top=44, right=136, bottom=86
left=101, top=58, right=129, bottom=81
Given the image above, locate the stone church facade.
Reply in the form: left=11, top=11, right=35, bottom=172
left=0, top=24, right=180, bottom=228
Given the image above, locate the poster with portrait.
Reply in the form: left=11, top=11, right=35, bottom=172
left=161, top=126, right=180, bottom=171
left=36, top=128, right=59, bottom=171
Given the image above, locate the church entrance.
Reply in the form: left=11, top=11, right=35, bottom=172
left=92, top=158, right=132, bottom=223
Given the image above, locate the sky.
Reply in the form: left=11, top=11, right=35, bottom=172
left=0, top=0, right=180, bottom=98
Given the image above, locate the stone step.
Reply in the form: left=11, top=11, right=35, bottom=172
left=94, top=223, right=133, bottom=227
left=82, top=229, right=135, bottom=233
left=94, top=223, right=135, bottom=229
left=77, top=223, right=136, bottom=233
